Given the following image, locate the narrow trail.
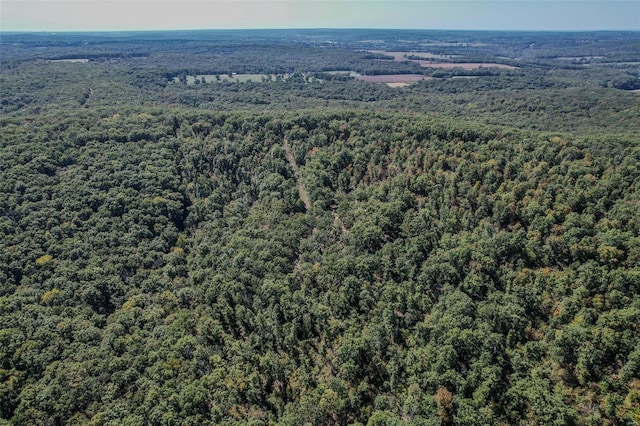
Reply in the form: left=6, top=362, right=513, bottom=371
left=282, top=139, right=348, bottom=273
left=332, top=211, right=348, bottom=234
left=283, top=139, right=311, bottom=210
left=283, top=139, right=348, bottom=234
left=283, top=139, right=315, bottom=273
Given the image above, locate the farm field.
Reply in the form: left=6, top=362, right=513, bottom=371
left=49, top=58, right=90, bottom=63
left=418, top=62, right=517, bottom=69
left=369, top=49, right=516, bottom=69
left=353, top=73, right=433, bottom=86
left=370, top=50, right=457, bottom=60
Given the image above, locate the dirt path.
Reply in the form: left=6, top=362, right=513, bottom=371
left=283, top=140, right=349, bottom=273
left=282, top=140, right=348, bottom=234
left=283, top=139, right=311, bottom=210
left=332, top=211, right=348, bottom=234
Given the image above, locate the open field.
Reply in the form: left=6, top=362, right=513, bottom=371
left=354, top=73, right=433, bottom=85
left=419, top=62, right=516, bottom=69
left=49, top=59, right=90, bottom=63
left=369, top=50, right=516, bottom=69
left=598, top=62, right=640, bottom=66
left=370, top=50, right=455, bottom=61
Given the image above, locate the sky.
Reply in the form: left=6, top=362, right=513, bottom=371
left=1, top=0, right=639, bottom=32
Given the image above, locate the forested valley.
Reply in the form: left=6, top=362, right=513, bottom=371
left=1, top=29, right=639, bottom=425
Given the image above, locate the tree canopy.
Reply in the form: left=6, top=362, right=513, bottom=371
left=1, top=29, right=639, bottom=425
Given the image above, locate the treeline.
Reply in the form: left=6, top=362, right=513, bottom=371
left=2, top=55, right=639, bottom=137
left=3, top=30, right=637, bottom=64
left=1, top=109, right=638, bottom=425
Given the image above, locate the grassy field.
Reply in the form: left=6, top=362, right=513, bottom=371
left=49, top=59, right=90, bottom=63
left=353, top=73, right=433, bottom=86
left=370, top=50, right=456, bottom=60
left=418, top=62, right=516, bottom=69
left=369, top=50, right=516, bottom=69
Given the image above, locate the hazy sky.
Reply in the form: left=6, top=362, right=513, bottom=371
left=1, top=0, right=639, bottom=32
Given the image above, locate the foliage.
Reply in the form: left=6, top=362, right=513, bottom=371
left=0, top=29, right=639, bottom=425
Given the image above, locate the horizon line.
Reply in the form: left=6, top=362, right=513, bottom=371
left=2, top=27, right=639, bottom=34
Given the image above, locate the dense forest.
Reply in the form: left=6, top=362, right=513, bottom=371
left=1, top=29, right=639, bottom=425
